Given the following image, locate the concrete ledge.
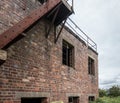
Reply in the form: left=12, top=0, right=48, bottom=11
left=15, top=92, right=50, bottom=99
left=66, top=93, right=81, bottom=97
left=87, top=94, right=96, bottom=96
left=0, top=50, right=7, bottom=61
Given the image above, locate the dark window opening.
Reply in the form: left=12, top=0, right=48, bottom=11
left=62, top=40, right=74, bottom=68
left=68, top=96, right=79, bottom=103
left=88, top=57, right=95, bottom=75
left=89, top=96, right=95, bottom=102
left=38, top=0, right=47, bottom=4
left=21, top=97, right=47, bottom=103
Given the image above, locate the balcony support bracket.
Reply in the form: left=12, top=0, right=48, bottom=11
left=54, top=18, right=67, bottom=43
left=46, top=7, right=60, bottom=38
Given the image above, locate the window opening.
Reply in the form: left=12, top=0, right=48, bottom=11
left=68, top=96, right=79, bottom=103
left=62, top=40, right=74, bottom=68
left=88, top=96, right=95, bottom=102
left=88, top=57, right=95, bottom=75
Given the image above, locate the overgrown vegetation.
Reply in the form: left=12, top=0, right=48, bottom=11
left=90, top=85, right=120, bottom=103
left=99, top=89, right=106, bottom=97
left=99, top=85, right=120, bottom=97
left=90, top=97, right=120, bottom=103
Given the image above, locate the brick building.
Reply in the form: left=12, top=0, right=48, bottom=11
left=0, top=0, right=98, bottom=103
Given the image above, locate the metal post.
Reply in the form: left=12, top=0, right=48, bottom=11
left=87, top=37, right=89, bottom=48
left=72, top=0, right=74, bottom=11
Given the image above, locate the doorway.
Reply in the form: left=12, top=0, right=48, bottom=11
left=21, top=97, right=47, bottom=103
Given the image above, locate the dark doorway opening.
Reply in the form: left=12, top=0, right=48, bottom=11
left=21, top=97, right=47, bottom=103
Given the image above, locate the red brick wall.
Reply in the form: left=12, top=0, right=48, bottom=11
left=0, top=0, right=41, bottom=34
left=0, top=0, right=98, bottom=103
left=0, top=18, right=98, bottom=103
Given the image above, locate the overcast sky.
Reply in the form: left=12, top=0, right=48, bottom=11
left=70, top=0, right=120, bottom=89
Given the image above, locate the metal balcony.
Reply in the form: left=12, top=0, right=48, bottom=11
left=46, top=0, right=74, bottom=26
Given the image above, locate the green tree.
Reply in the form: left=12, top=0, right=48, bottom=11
left=108, top=85, right=120, bottom=97
left=99, top=89, right=107, bottom=97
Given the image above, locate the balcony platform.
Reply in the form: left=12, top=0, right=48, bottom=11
left=46, top=0, right=73, bottom=26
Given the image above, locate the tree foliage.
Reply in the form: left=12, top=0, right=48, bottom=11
left=99, top=89, right=107, bottom=97
left=108, top=85, right=120, bottom=97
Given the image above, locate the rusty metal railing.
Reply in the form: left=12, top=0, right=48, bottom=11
left=66, top=18, right=97, bottom=51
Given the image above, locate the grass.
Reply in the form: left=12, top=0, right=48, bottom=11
left=90, top=96, right=120, bottom=103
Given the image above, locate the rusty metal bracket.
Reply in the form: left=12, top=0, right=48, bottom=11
left=46, top=6, right=60, bottom=38
left=54, top=18, right=67, bottom=43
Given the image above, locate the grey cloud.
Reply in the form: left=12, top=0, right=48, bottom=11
left=72, top=0, right=120, bottom=89
left=101, top=78, right=116, bottom=85
left=100, top=74, right=120, bottom=89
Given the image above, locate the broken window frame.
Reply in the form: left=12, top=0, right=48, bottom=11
left=88, top=56, right=95, bottom=75
left=62, top=40, right=74, bottom=68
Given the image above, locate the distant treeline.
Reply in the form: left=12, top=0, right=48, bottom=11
left=99, top=85, right=120, bottom=97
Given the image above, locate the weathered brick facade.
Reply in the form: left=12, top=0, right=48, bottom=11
left=0, top=0, right=41, bottom=34
left=0, top=0, right=98, bottom=103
